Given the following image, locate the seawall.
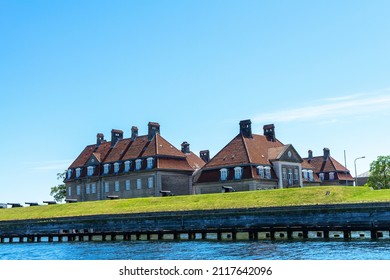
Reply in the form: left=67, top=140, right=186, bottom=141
left=1, top=202, right=390, bottom=242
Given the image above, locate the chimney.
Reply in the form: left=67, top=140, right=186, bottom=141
left=200, top=150, right=210, bottom=163
left=239, top=119, right=252, bottom=138
left=111, top=129, right=123, bottom=147
left=323, top=148, right=330, bottom=161
left=308, top=150, right=313, bottom=163
left=181, top=141, right=190, bottom=154
left=131, top=126, right=138, bottom=141
left=96, top=133, right=105, bottom=146
left=148, top=122, right=160, bottom=141
left=263, top=124, right=276, bottom=142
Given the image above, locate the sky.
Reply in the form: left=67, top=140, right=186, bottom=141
left=0, top=0, right=389, bottom=204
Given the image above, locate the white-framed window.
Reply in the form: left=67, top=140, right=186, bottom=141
left=147, top=157, right=154, bottom=169
left=86, top=183, right=91, bottom=194
left=67, top=169, right=72, bottom=179
left=114, top=162, right=120, bottom=173
left=302, top=169, right=308, bottom=180
left=124, top=161, right=131, bottom=172
left=125, top=180, right=130, bottom=190
left=265, top=166, right=271, bottom=179
left=103, top=164, right=110, bottom=174
left=91, top=183, right=97, bottom=194
left=257, top=166, right=265, bottom=178
left=220, top=168, right=228, bottom=181
left=105, top=182, right=109, bottom=193
left=76, top=168, right=81, bottom=178
left=319, top=173, right=324, bottom=181
left=288, top=169, right=293, bottom=185
left=148, top=177, right=154, bottom=188
left=294, top=169, right=299, bottom=181
left=136, top=159, right=142, bottom=170
left=282, top=168, right=287, bottom=180
left=68, top=186, right=72, bottom=196
left=308, top=170, right=314, bottom=181
left=76, top=185, right=81, bottom=195
left=115, top=181, right=120, bottom=192
left=234, top=167, right=242, bottom=180
left=87, top=166, right=94, bottom=176
left=329, top=172, right=335, bottom=181
left=136, top=178, right=142, bottom=189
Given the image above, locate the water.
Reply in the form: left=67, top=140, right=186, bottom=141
left=1, top=240, right=390, bottom=260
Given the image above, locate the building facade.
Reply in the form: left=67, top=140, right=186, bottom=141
left=194, top=120, right=321, bottom=194
left=65, top=122, right=205, bottom=202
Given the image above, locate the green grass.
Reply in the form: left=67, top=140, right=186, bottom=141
left=1, top=186, right=389, bottom=221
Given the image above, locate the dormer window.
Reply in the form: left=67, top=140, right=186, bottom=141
left=147, top=157, right=154, bottom=169
left=302, top=169, right=308, bottom=180
left=220, top=168, right=228, bottom=181
left=114, top=162, right=120, bottom=173
left=67, top=169, right=73, bottom=179
left=257, top=166, right=265, bottom=179
left=308, top=170, right=314, bottom=181
left=265, top=166, right=272, bottom=179
left=103, top=164, right=110, bottom=174
left=234, top=167, right=242, bottom=180
left=329, top=172, right=335, bottom=181
left=135, top=159, right=142, bottom=171
left=124, top=161, right=131, bottom=172
left=76, top=168, right=81, bottom=178
left=87, top=166, right=94, bottom=176
left=319, top=173, right=324, bottom=181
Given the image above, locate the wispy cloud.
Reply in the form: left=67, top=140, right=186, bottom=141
left=25, top=160, right=71, bottom=171
left=253, top=88, right=390, bottom=123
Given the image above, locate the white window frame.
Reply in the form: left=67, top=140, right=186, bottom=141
left=288, top=169, right=293, bottom=185
left=68, top=186, right=72, bottom=196
left=76, top=185, right=81, bottom=195
left=136, top=178, right=142, bottom=189
left=124, top=161, right=131, bottom=172
left=265, top=166, right=271, bottom=179
left=125, top=180, right=130, bottom=191
left=87, top=166, right=94, bottom=176
left=86, top=183, right=91, bottom=194
left=91, top=183, right=97, bottom=194
left=282, top=168, right=287, bottom=180
left=319, top=173, right=324, bottom=181
left=76, top=168, right=81, bottom=178
left=302, top=169, right=308, bottom=180
left=115, top=180, right=120, bottom=192
left=308, top=170, right=314, bottom=181
left=147, top=157, right=154, bottom=169
left=294, top=169, right=299, bottom=181
left=105, top=182, right=109, bottom=193
left=329, top=172, right=335, bottom=181
left=257, top=166, right=265, bottom=179
left=114, top=162, right=120, bottom=173
left=148, top=177, right=154, bottom=189
left=234, top=167, right=242, bottom=180
left=135, top=159, right=142, bottom=170
left=220, top=168, right=228, bottom=181
left=67, top=169, right=72, bottom=179
left=103, top=164, right=110, bottom=174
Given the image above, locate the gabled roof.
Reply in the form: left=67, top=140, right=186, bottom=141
left=303, top=155, right=350, bottom=173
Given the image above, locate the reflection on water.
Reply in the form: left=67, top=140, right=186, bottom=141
left=1, top=240, right=390, bottom=260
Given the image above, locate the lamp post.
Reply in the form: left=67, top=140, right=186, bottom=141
left=354, top=156, right=365, bottom=186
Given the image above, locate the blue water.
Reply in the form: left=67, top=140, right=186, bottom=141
left=1, top=240, right=390, bottom=260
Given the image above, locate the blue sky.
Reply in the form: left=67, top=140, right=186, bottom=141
left=0, top=1, right=389, bottom=204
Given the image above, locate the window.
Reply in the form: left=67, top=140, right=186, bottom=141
left=302, top=169, right=308, bottom=180
left=148, top=177, right=153, bottom=188
left=115, top=181, right=120, bottom=192
left=294, top=169, right=299, bottom=181
left=87, top=166, right=94, bottom=176
left=136, top=179, right=142, bottom=189
left=67, top=169, right=72, bottom=179
left=104, top=164, right=110, bottom=174
left=124, top=161, right=131, bottom=172
left=86, top=183, right=91, bottom=194
left=105, top=182, right=109, bottom=193
left=76, top=185, right=81, bottom=195
left=125, top=180, right=130, bottom=190
left=220, top=168, right=228, bottom=181
left=329, top=172, right=335, bottom=181
left=265, top=167, right=271, bottom=179
left=76, top=168, right=81, bottom=178
left=288, top=169, right=293, bottom=185
left=308, top=170, right=314, bottom=182
left=91, top=183, right=97, bottom=194
left=114, top=162, right=120, bottom=173
left=147, top=157, right=154, bottom=169
left=282, top=168, right=287, bottom=180
left=319, top=173, right=324, bottom=181
left=68, top=186, right=72, bottom=196
left=257, top=166, right=265, bottom=178
left=136, top=159, right=142, bottom=170
left=234, top=167, right=242, bottom=180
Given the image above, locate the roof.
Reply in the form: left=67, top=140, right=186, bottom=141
left=303, top=154, right=354, bottom=181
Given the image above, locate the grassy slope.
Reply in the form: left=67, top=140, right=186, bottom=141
left=1, top=186, right=389, bottom=221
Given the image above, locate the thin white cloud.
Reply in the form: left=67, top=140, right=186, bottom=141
left=26, top=160, right=71, bottom=171
left=253, top=89, right=390, bottom=123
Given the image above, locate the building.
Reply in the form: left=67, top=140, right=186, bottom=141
left=194, top=120, right=320, bottom=194
left=302, top=148, right=354, bottom=186
left=65, top=122, right=205, bottom=202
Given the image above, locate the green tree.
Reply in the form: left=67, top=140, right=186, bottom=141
left=367, top=156, right=390, bottom=189
left=50, top=171, right=67, bottom=202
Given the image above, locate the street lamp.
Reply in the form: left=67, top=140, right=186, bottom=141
left=354, top=156, right=365, bottom=186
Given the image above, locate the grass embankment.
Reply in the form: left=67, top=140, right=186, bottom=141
left=1, top=186, right=390, bottom=221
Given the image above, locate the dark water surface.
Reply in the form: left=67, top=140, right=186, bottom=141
left=1, top=240, right=390, bottom=260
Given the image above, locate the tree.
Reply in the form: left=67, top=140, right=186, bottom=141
left=50, top=171, right=67, bottom=202
left=367, top=156, right=390, bottom=189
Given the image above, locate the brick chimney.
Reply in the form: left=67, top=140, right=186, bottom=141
left=111, top=129, right=123, bottom=147
left=181, top=141, right=190, bottom=154
left=148, top=122, right=160, bottom=141
left=131, top=126, right=138, bottom=141
left=200, top=150, right=210, bottom=163
left=263, top=124, right=276, bottom=142
left=96, top=133, right=105, bottom=146
left=308, top=150, right=313, bottom=163
left=239, top=119, right=252, bottom=138
left=323, top=148, right=330, bottom=161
